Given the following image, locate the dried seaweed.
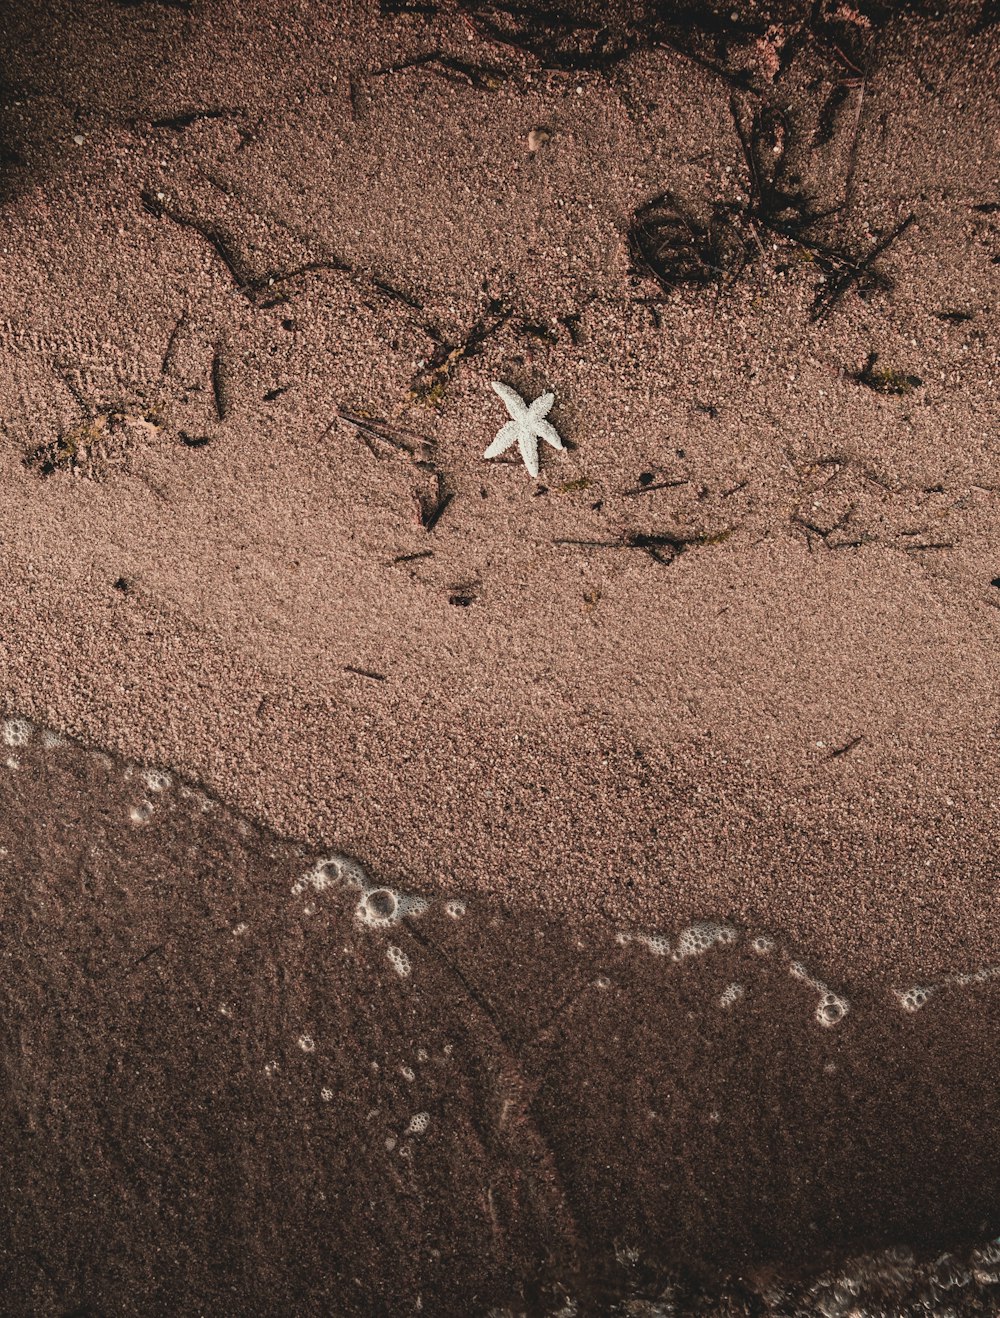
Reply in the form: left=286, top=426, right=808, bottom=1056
left=731, top=96, right=818, bottom=231
left=627, top=193, right=745, bottom=293
left=458, top=1, right=639, bottom=72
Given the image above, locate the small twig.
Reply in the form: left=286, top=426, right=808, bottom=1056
left=621, top=479, right=689, bottom=497
left=160, top=312, right=186, bottom=376
left=337, top=408, right=430, bottom=456
left=344, top=665, right=387, bottom=682
left=810, top=213, right=915, bottom=321
left=824, top=735, right=865, bottom=761
left=211, top=342, right=228, bottom=420
left=414, top=470, right=453, bottom=532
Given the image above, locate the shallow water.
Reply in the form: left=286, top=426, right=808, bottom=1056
left=0, top=715, right=998, bottom=1314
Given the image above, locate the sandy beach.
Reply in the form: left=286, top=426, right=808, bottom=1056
left=1, top=0, right=999, bottom=1311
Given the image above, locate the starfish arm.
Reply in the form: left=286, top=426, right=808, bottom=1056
left=528, top=391, right=555, bottom=420
left=517, top=428, right=541, bottom=478
left=491, top=381, right=528, bottom=418
left=534, top=419, right=565, bottom=451
left=483, top=419, right=519, bottom=460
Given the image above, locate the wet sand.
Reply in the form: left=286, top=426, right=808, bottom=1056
left=1, top=723, right=999, bottom=1315
left=0, top=0, right=999, bottom=1311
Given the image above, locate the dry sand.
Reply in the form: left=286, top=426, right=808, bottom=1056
left=0, top=0, right=999, bottom=1310
left=1, top=0, right=998, bottom=982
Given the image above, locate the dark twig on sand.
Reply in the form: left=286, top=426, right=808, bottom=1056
left=344, top=665, right=387, bottom=682
left=554, top=527, right=731, bottom=566
left=210, top=343, right=228, bottom=420
left=824, top=735, right=865, bottom=761
left=141, top=190, right=347, bottom=302
left=810, top=214, right=915, bottom=321
left=369, top=51, right=504, bottom=90
left=337, top=409, right=432, bottom=458
left=413, top=470, right=453, bottom=532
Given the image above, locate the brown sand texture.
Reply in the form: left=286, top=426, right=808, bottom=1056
left=0, top=0, right=999, bottom=1313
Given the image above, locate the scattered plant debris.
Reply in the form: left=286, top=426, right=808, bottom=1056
left=809, top=214, right=914, bottom=320
left=409, top=298, right=511, bottom=407
left=457, top=2, right=639, bottom=72
left=24, top=408, right=161, bottom=480
left=855, top=351, right=922, bottom=395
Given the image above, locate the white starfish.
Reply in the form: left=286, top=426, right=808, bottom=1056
left=484, top=381, right=565, bottom=479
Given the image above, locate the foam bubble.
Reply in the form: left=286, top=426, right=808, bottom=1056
left=141, top=768, right=171, bottom=792
left=358, top=888, right=428, bottom=929
left=41, top=730, right=66, bottom=749
left=2, top=718, right=32, bottom=748
left=407, top=1112, right=430, bottom=1136
left=895, top=985, right=935, bottom=1013
left=816, top=991, right=848, bottom=1028
left=719, top=982, right=744, bottom=1009
left=949, top=964, right=1000, bottom=988
left=400, top=1065, right=415, bottom=1081
left=672, top=921, right=737, bottom=962
left=637, top=933, right=671, bottom=956
left=387, top=945, right=411, bottom=978
left=360, top=888, right=398, bottom=924
left=751, top=935, right=774, bottom=955
left=444, top=900, right=466, bottom=919
left=298, top=854, right=429, bottom=931
left=789, top=961, right=849, bottom=1027
left=298, top=1035, right=315, bottom=1052
left=307, top=853, right=368, bottom=893
left=321, top=1088, right=334, bottom=1102
left=129, top=801, right=154, bottom=825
